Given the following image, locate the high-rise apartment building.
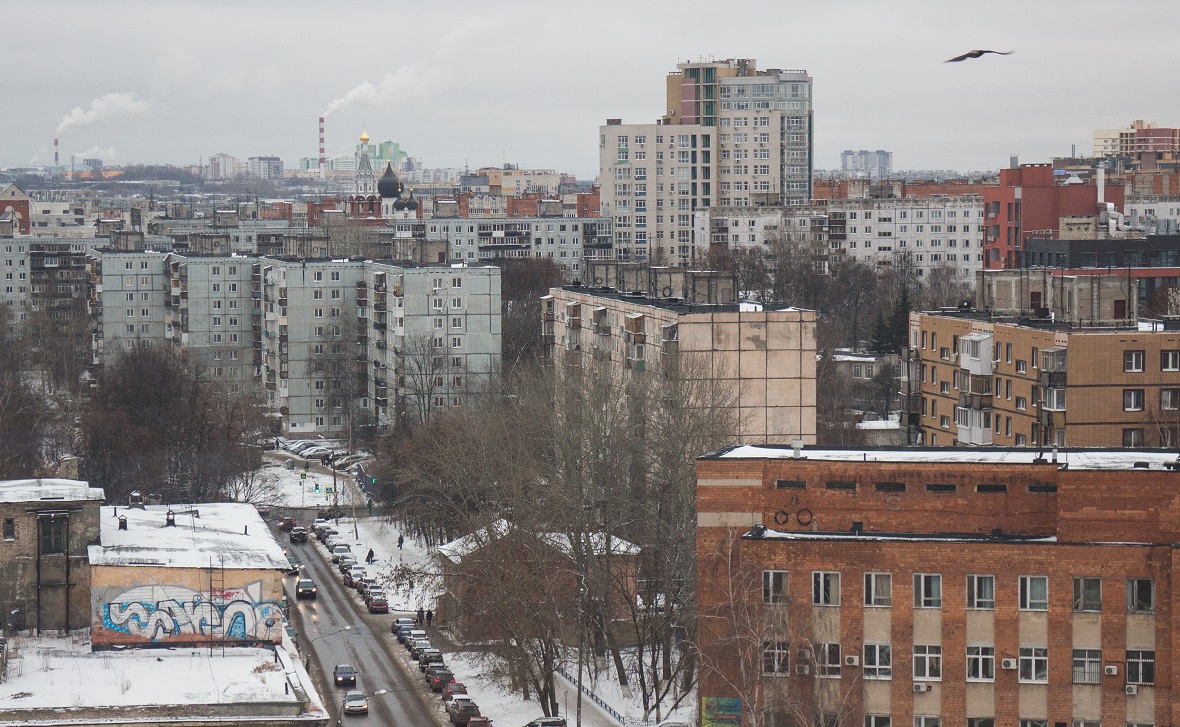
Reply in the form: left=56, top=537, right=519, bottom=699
left=601, top=59, right=813, bottom=264
left=840, top=149, right=893, bottom=180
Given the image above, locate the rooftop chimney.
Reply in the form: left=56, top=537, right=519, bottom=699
left=165, top=509, right=176, bottom=527
left=118, top=515, right=128, bottom=531
left=127, top=490, right=145, bottom=509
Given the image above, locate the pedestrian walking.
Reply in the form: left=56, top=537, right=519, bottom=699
left=366, top=548, right=375, bottom=564
left=397, top=534, right=404, bottom=549
left=416, top=607, right=424, bottom=625
left=426, top=610, right=434, bottom=626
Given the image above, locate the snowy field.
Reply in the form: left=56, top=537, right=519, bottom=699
left=251, top=455, right=360, bottom=509
left=0, top=635, right=298, bottom=710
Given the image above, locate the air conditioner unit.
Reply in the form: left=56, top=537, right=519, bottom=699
left=795, top=664, right=811, bottom=675
left=1125, top=684, right=1138, bottom=695
left=1000, top=658, right=1018, bottom=670
left=1104, top=665, right=1119, bottom=676
left=844, top=655, right=860, bottom=666
left=912, top=683, right=930, bottom=693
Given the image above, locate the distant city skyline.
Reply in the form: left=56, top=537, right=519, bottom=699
left=5, top=0, right=1180, bottom=179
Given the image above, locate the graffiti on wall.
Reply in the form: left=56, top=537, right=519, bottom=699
left=96, top=581, right=281, bottom=643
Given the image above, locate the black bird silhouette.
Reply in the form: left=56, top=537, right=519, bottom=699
left=945, top=49, right=1013, bottom=63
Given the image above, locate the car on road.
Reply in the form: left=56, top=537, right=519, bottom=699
left=426, top=667, right=454, bottom=690
left=333, top=664, right=357, bottom=688
left=442, top=681, right=467, bottom=699
left=447, top=698, right=481, bottom=725
left=419, top=649, right=444, bottom=671
left=295, top=578, right=317, bottom=600
left=330, top=544, right=352, bottom=563
left=285, top=555, right=301, bottom=576
left=289, top=526, right=308, bottom=544
left=342, top=690, right=369, bottom=715
left=254, top=504, right=271, bottom=518
left=278, top=517, right=297, bottom=531
left=523, top=719, right=567, bottom=727
left=367, top=592, right=389, bottom=614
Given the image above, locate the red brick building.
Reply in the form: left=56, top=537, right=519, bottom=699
left=697, top=445, right=1180, bottom=727
left=983, top=165, right=1125, bottom=270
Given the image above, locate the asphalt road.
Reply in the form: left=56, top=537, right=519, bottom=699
left=282, top=518, right=443, bottom=727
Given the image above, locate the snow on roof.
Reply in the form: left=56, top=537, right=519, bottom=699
left=713, top=446, right=1180, bottom=471
left=831, top=353, right=878, bottom=362
left=438, top=519, right=639, bottom=564
left=0, top=478, right=104, bottom=504
left=738, top=301, right=763, bottom=312
left=747, top=528, right=1059, bottom=544
left=88, top=503, right=290, bottom=570
left=0, top=636, right=314, bottom=719
left=856, top=419, right=900, bottom=430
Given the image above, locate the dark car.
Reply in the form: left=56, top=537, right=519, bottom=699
left=367, top=592, right=389, bottom=614
left=391, top=617, right=415, bottom=633
left=278, top=517, right=297, bottom=531
left=447, top=698, right=481, bottom=725
left=289, top=526, right=308, bottom=544
left=295, top=578, right=317, bottom=600
left=442, top=682, right=467, bottom=701
left=285, top=555, right=301, bottom=576
left=427, top=667, right=455, bottom=691
left=419, top=649, right=444, bottom=671
left=333, top=664, right=357, bottom=688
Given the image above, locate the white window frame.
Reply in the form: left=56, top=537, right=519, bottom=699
left=966, top=645, right=994, bottom=682
left=762, top=570, right=787, bottom=605
left=864, top=572, right=891, bottom=607
left=913, top=644, right=942, bottom=681
left=1019, top=575, right=1048, bottom=611
left=812, top=571, right=840, bottom=606
left=967, top=574, right=995, bottom=610
left=761, top=640, right=790, bottom=676
left=1018, top=646, right=1048, bottom=683
left=863, top=643, right=891, bottom=679
left=1071, top=648, right=1100, bottom=684
left=914, top=573, right=942, bottom=608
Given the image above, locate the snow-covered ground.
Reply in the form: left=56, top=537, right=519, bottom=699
left=329, top=513, right=696, bottom=727
left=0, top=634, right=299, bottom=710
left=252, top=455, right=360, bottom=509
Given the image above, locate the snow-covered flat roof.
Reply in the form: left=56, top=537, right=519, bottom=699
left=88, top=503, right=290, bottom=570
left=0, top=478, right=104, bottom=504
left=712, top=445, right=1180, bottom=471
left=746, top=527, right=1059, bottom=544
left=0, top=636, right=318, bottom=721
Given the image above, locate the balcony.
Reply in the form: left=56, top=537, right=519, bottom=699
left=959, top=332, right=994, bottom=377
left=1042, top=387, right=1066, bottom=411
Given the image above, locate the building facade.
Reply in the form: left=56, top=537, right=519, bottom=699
left=841, top=150, right=893, bottom=180
left=696, top=445, right=1180, bottom=727
left=908, top=311, right=1180, bottom=448
left=542, top=286, right=816, bottom=444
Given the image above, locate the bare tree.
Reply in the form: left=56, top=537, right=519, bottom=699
left=398, top=331, right=455, bottom=427
left=309, top=315, right=371, bottom=451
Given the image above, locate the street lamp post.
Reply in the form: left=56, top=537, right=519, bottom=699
left=303, top=625, right=351, bottom=669
left=337, top=688, right=387, bottom=725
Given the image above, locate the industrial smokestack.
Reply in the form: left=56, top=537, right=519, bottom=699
left=318, top=116, right=326, bottom=180
left=1097, top=167, right=1105, bottom=205
left=54, top=138, right=59, bottom=167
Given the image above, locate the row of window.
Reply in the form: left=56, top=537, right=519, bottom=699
left=852, top=718, right=1150, bottom=727
left=763, top=640, right=1155, bottom=685
left=763, top=571, right=1156, bottom=613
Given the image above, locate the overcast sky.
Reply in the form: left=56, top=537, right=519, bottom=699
left=5, top=0, right=1180, bottom=179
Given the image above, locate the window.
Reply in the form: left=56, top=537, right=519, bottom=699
left=913, top=645, right=941, bottom=680
left=1073, top=577, right=1101, bottom=612
left=914, top=574, right=942, bottom=608
left=864, top=573, right=891, bottom=607
left=1019, top=722, right=1047, bottom=727
left=451, top=337, right=463, bottom=349
left=966, top=645, right=994, bottom=681
left=1018, top=647, right=1048, bottom=682
left=966, top=721, right=994, bottom=727
left=1162, top=350, right=1180, bottom=371
left=967, top=575, right=995, bottom=610
left=1162, top=389, right=1180, bottom=411
left=914, top=719, right=940, bottom=727
left=1016, top=360, right=1027, bottom=373
left=1072, top=649, right=1100, bottom=684
left=865, top=717, right=891, bottom=727
left=1124, top=389, right=1145, bottom=411
left=863, top=644, right=892, bottom=679
left=762, top=640, right=790, bottom=675
left=1124, top=428, right=1145, bottom=447
left=1019, top=576, right=1048, bottom=610
left=813, top=571, right=840, bottom=605
left=1128, top=578, right=1154, bottom=613
left=816, top=643, right=841, bottom=677
left=763, top=570, right=787, bottom=604
left=1124, top=350, right=1145, bottom=372
left=39, top=516, right=64, bottom=554
left=1127, top=650, right=1155, bottom=685
left=2, top=518, right=12, bottom=541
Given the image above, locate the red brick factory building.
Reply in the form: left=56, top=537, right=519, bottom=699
left=696, top=445, right=1180, bottom=727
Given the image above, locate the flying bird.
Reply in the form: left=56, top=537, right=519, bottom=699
left=945, top=49, right=1013, bottom=63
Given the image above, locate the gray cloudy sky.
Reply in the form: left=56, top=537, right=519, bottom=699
left=5, top=0, right=1180, bottom=179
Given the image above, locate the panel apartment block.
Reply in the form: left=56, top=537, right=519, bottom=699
left=542, top=286, right=816, bottom=444
left=696, top=446, right=1180, bottom=727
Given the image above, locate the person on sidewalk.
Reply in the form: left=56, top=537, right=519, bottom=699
left=365, top=548, right=375, bottom=564
left=416, top=607, right=424, bottom=625
left=426, top=610, right=433, bottom=626
left=397, top=534, right=404, bottom=549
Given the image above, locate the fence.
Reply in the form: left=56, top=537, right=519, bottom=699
left=553, top=665, right=656, bottom=727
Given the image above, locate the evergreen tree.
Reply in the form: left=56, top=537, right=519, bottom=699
left=885, top=284, right=912, bottom=353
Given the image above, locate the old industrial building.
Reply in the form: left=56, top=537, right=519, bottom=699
left=696, top=445, right=1180, bottom=727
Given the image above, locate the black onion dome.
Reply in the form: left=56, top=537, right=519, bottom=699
left=377, top=163, right=402, bottom=199
left=394, top=190, right=416, bottom=211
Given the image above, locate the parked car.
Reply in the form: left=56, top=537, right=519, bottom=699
left=355, top=576, right=378, bottom=594
left=337, top=554, right=358, bottom=573
left=391, top=617, right=415, bottom=632
left=409, top=638, right=433, bottom=659
left=254, top=504, right=271, bottom=518
left=342, top=690, right=369, bottom=715
left=426, top=665, right=453, bottom=688
left=278, top=517, right=297, bottom=531
left=418, top=648, right=444, bottom=671
left=333, top=664, right=357, bottom=688
left=318, top=527, right=339, bottom=544
left=367, top=592, right=389, bottom=614
left=311, top=518, right=328, bottom=531
left=448, top=698, right=481, bottom=725
left=442, top=682, right=467, bottom=701
left=289, top=527, right=308, bottom=544
left=294, top=578, right=317, bottom=600
left=398, top=627, right=426, bottom=644
left=330, top=544, right=352, bottom=563
left=343, top=566, right=367, bottom=588
left=302, top=446, right=331, bottom=458
left=523, top=720, right=566, bottom=727
left=466, top=718, right=492, bottom=727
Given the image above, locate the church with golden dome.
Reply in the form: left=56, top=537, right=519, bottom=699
left=347, top=128, right=417, bottom=220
